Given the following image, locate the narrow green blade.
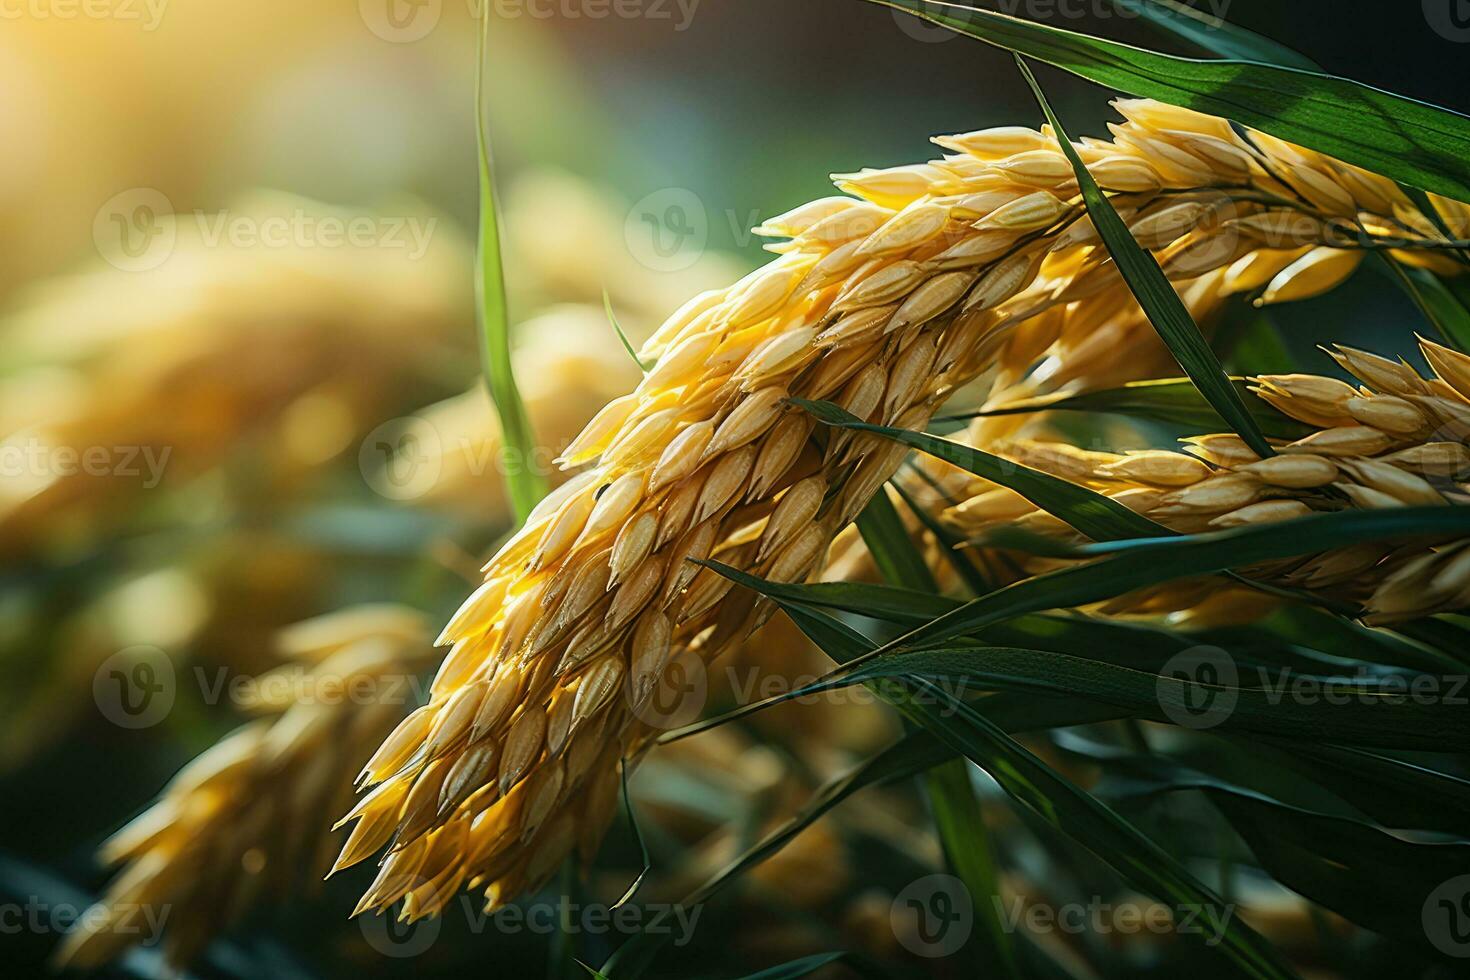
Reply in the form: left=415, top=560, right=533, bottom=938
left=862, top=0, right=1470, bottom=202
left=475, top=10, right=546, bottom=523
left=1015, top=56, right=1275, bottom=458
left=1109, top=0, right=1320, bottom=70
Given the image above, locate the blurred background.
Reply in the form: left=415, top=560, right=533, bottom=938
left=3, top=2, right=1467, bottom=977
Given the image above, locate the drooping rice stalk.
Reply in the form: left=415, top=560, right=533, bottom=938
left=942, top=338, right=1470, bottom=623
left=336, top=99, right=1465, bottom=917
left=54, top=607, right=432, bottom=971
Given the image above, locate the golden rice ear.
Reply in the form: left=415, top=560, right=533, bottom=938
left=1249, top=373, right=1359, bottom=428
left=338, top=99, right=1459, bottom=927
left=940, top=334, right=1470, bottom=624
left=933, top=125, right=1050, bottom=159
left=1327, top=344, right=1431, bottom=395
left=752, top=196, right=862, bottom=239
left=1345, top=394, right=1430, bottom=437
left=58, top=608, right=433, bottom=973
left=1420, top=334, right=1470, bottom=402
left=1096, top=451, right=1213, bottom=487
left=1256, top=247, right=1364, bottom=305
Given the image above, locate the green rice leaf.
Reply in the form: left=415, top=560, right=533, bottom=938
left=1103, top=766, right=1470, bottom=948
left=1246, top=740, right=1470, bottom=836
left=602, top=288, right=651, bottom=372
left=1383, top=260, right=1470, bottom=353
left=942, top=377, right=1313, bottom=439
left=854, top=495, right=1015, bottom=979
left=892, top=473, right=992, bottom=595
left=1219, top=307, right=1295, bottom=375
left=1015, top=56, right=1275, bottom=458
left=834, top=506, right=1470, bottom=663
left=733, top=953, right=871, bottom=979
left=668, top=581, right=1470, bottom=751
left=609, top=758, right=650, bottom=911
left=475, top=10, right=546, bottom=523
left=863, top=0, right=1470, bottom=202
left=732, top=575, right=1416, bottom=682
left=855, top=491, right=938, bottom=593
left=744, top=594, right=1298, bottom=980
left=797, top=398, right=1169, bottom=540
left=838, top=646, right=1470, bottom=750
left=1064, top=505, right=1470, bottom=560
left=601, top=735, right=953, bottom=978
left=1109, top=0, right=1320, bottom=70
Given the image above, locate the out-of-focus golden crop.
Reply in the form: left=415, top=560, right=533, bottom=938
left=0, top=191, right=470, bottom=561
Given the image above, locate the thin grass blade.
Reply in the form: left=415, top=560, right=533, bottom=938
left=861, top=0, right=1470, bottom=202
left=1015, top=56, right=1275, bottom=457
left=1109, top=0, right=1320, bottom=70
left=475, top=9, right=546, bottom=522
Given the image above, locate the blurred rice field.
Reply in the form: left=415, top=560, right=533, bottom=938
left=5, top=4, right=1469, bottom=979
